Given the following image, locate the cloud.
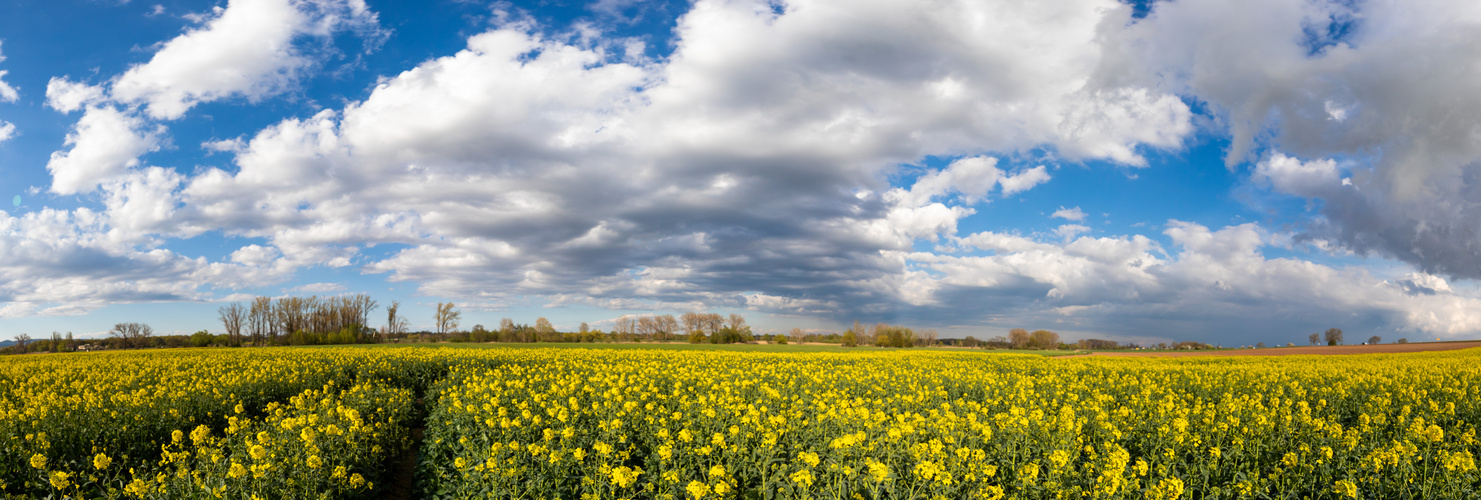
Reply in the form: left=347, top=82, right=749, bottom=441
left=152, top=1, right=1187, bottom=319
left=288, top=282, right=345, bottom=293
left=1108, top=0, right=1481, bottom=281
left=0, top=41, right=17, bottom=103
left=46, top=106, right=162, bottom=195
left=45, top=77, right=106, bottom=113
left=1054, top=224, right=1090, bottom=239
left=0, top=121, right=14, bottom=144
left=915, top=221, right=1481, bottom=340
left=0, top=208, right=291, bottom=319
left=110, top=0, right=386, bottom=119
left=1252, top=152, right=1341, bottom=198
left=1051, top=206, right=1087, bottom=221
left=23, top=0, right=1481, bottom=346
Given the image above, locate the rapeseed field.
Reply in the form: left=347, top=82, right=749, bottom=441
left=1, top=346, right=1477, bottom=499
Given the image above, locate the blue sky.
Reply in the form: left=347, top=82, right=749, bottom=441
left=3, top=0, right=1481, bottom=346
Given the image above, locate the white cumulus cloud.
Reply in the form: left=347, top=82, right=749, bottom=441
left=111, top=0, right=385, bottom=120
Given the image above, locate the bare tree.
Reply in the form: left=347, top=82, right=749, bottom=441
left=615, top=315, right=636, bottom=337
left=702, top=313, right=724, bottom=335
left=1368, top=335, right=1382, bottom=345
left=656, top=314, right=678, bottom=339
left=1323, top=328, right=1344, bottom=346
left=535, top=317, right=556, bottom=341
left=1030, top=330, right=1060, bottom=350
left=681, top=312, right=702, bottom=334
left=920, top=329, right=938, bottom=347
left=219, top=303, right=246, bottom=345
left=1308, top=333, right=1320, bottom=346
left=249, top=296, right=273, bottom=345
left=579, top=322, right=590, bottom=334
left=435, top=303, right=461, bottom=339
left=726, top=313, right=747, bottom=331
left=1009, top=328, right=1031, bottom=349
left=841, top=320, right=865, bottom=347
left=789, top=327, right=806, bottom=344
left=110, top=322, right=153, bottom=349
left=384, top=301, right=410, bottom=338
left=636, top=316, right=657, bottom=339
left=276, top=297, right=309, bottom=337
left=13, top=333, right=30, bottom=352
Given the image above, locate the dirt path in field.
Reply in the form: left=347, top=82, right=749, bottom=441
left=1057, top=340, right=1481, bottom=358
left=381, top=427, right=423, bottom=500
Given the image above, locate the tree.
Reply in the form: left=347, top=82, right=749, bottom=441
left=681, top=312, right=703, bottom=334
left=701, top=313, right=724, bottom=335
left=920, top=329, right=938, bottom=347
left=219, top=303, right=246, bottom=346
left=789, top=328, right=806, bottom=344
left=840, top=330, right=857, bottom=347
left=1308, top=333, right=1320, bottom=346
left=385, top=301, right=410, bottom=338
left=1368, top=335, right=1381, bottom=345
left=1324, top=328, right=1344, bottom=346
left=435, top=303, right=461, bottom=339
left=579, top=322, right=590, bottom=334
left=535, top=317, right=556, bottom=342
left=656, top=315, right=678, bottom=340
left=1030, top=330, right=1060, bottom=350
left=13, top=333, right=30, bottom=352
left=247, top=296, right=272, bottom=345
left=499, top=318, right=516, bottom=341
left=727, top=314, right=747, bottom=331
left=1397, top=338, right=1409, bottom=344
left=1009, top=328, right=1031, bottom=349
left=615, top=316, right=635, bottom=337
left=110, top=322, right=153, bottom=349
left=1255, top=342, right=1266, bottom=349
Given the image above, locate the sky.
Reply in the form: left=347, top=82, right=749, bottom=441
left=3, top=0, right=1481, bottom=346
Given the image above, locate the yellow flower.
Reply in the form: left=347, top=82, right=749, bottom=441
left=92, top=453, right=112, bottom=470
left=1425, top=425, right=1445, bottom=443
left=1333, top=479, right=1358, bottom=499
left=686, top=480, right=711, bottom=499
left=49, top=470, right=71, bottom=490
left=228, top=462, right=247, bottom=479
left=29, top=453, right=46, bottom=470
left=610, top=466, right=641, bottom=488
left=249, top=444, right=269, bottom=460
left=789, top=469, right=814, bottom=488
left=709, top=465, right=726, bottom=477
left=350, top=473, right=367, bottom=488
left=799, top=451, right=820, bottom=467
left=307, top=455, right=323, bottom=469
left=190, top=424, right=212, bottom=446
left=1149, top=477, right=1185, bottom=500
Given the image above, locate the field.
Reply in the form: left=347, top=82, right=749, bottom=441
left=1, top=346, right=1479, bottom=499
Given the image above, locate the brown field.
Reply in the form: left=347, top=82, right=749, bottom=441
left=1074, top=340, right=1481, bottom=358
